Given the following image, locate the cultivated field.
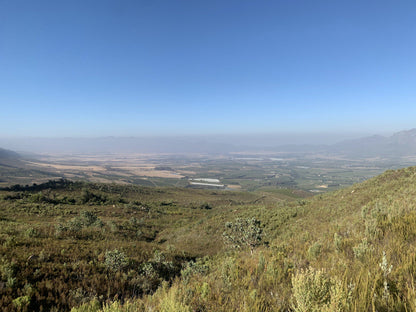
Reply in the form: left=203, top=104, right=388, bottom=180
left=2, top=151, right=415, bottom=193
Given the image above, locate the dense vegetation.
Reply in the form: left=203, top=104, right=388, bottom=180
left=2, top=166, right=416, bottom=311
left=0, top=179, right=273, bottom=311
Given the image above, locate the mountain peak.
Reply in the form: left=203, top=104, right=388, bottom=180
left=391, top=128, right=416, bottom=137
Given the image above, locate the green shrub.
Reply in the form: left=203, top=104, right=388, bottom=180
left=79, top=210, right=99, bottom=226
left=104, top=249, right=128, bottom=272
left=12, top=295, right=30, bottom=310
left=308, top=242, right=322, bottom=259
left=292, top=267, right=331, bottom=312
left=353, top=238, right=373, bottom=261
left=333, top=233, right=342, bottom=252
left=70, top=298, right=101, bottom=312
left=4, top=235, right=18, bottom=247
left=1, top=259, right=17, bottom=281
left=55, top=223, right=68, bottom=236
left=24, top=227, right=40, bottom=238
left=180, top=258, right=209, bottom=284
left=223, top=217, right=264, bottom=254
left=107, top=221, right=119, bottom=233
left=291, top=267, right=350, bottom=312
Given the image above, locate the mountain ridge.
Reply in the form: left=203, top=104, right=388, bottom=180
left=332, top=128, right=416, bottom=157
left=0, top=147, right=20, bottom=160
left=0, top=129, right=416, bottom=157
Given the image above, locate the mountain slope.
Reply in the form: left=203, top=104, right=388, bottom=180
left=2, top=167, right=416, bottom=311
left=0, top=147, right=20, bottom=161
left=332, top=128, right=416, bottom=157
left=0, top=147, right=62, bottom=186
left=100, top=166, right=416, bottom=311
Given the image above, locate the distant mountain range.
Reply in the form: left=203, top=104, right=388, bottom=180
left=331, top=128, right=416, bottom=158
left=0, top=129, right=416, bottom=158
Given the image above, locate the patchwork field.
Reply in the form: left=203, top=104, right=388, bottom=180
left=2, top=151, right=416, bottom=193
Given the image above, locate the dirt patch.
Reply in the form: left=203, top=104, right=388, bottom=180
left=227, top=184, right=242, bottom=190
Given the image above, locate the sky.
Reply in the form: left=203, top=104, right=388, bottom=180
left=1, top=0, right=416, bottom=139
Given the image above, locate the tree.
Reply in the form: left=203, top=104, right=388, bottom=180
left=223, top=217, right=263, bottom=254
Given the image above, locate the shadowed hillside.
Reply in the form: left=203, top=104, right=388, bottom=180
left=0, top=148, right=20, bottom=160
left=0, top=148, right=62, bottom=187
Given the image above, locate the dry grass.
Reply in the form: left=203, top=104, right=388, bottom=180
left=23, top=155, right=187, bottom=180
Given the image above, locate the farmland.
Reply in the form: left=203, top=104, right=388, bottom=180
left=2, top=151, right=414, bottom=194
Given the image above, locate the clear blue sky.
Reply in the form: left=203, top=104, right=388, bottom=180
left=1, top=0, right=415, bottom=138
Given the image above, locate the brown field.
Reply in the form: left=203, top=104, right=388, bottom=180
left=111, top=166, right=184, bottom=178
left=24, top=161, right=107, bottom=172
left=23, top=154, right=187, bottom=181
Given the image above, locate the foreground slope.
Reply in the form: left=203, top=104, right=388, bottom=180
left=75, top=166, right=416, bottom=311
left=0, top=180, right=277, bottom=311
left=2, top=166, right=416, bottom=311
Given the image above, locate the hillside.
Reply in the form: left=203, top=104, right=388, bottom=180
left=1, top=167, right=416, bottom=311
left=0, top=147, right=66, bottom=187
left=0, top=148, right=20, bottom=160
left=332, top=128, right=416, bottom=158
left=120, top=166, right=416, bottom=312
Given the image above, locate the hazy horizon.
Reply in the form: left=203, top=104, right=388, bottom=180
left=0, top=129, right=402, bottom=154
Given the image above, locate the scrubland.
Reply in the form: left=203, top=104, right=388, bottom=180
left=1, top=166, right=416, bottom=311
